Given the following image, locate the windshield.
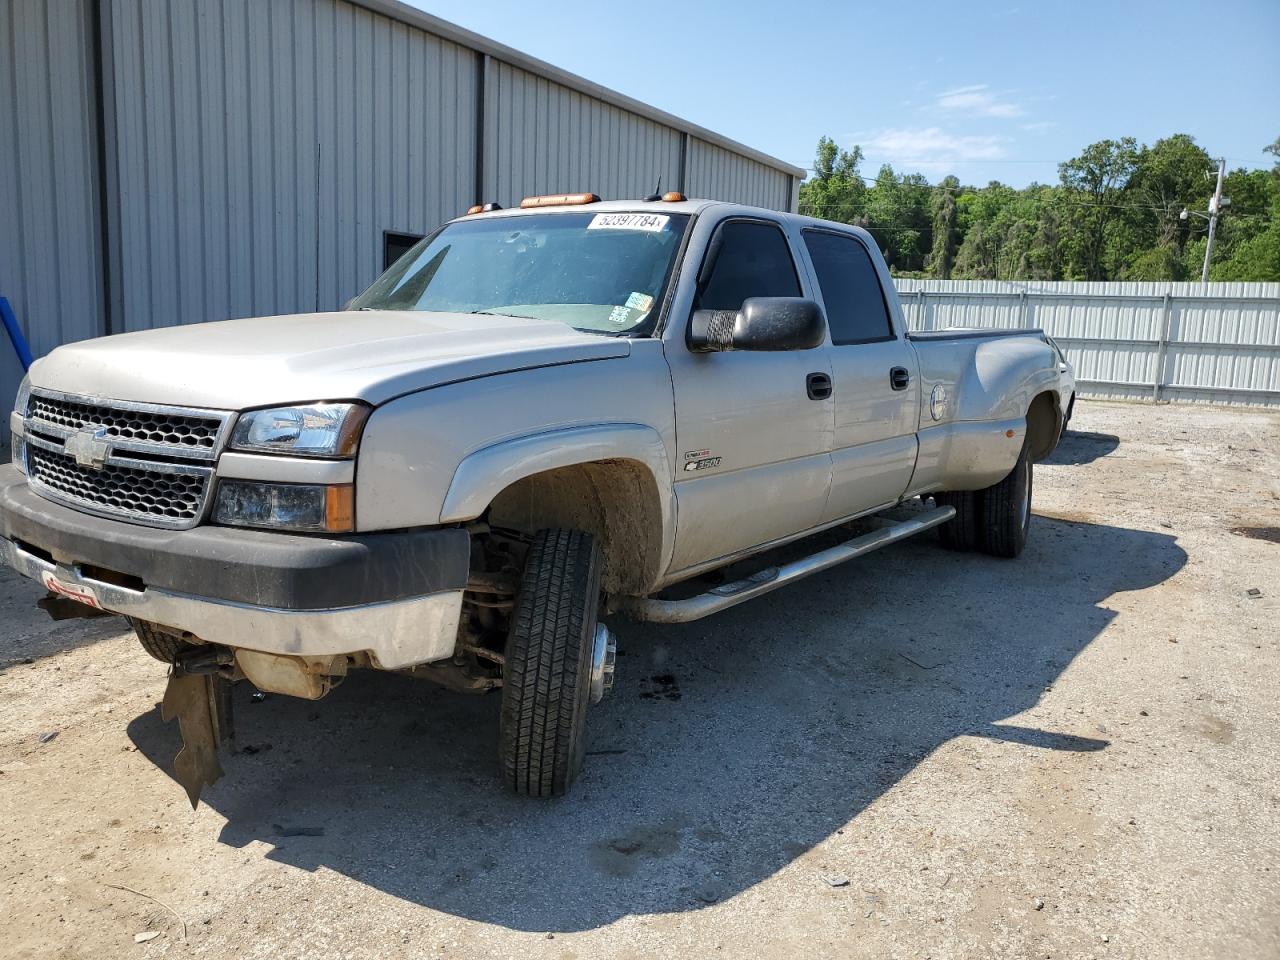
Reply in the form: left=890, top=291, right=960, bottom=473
left=351, top=211, right=691, bottom=335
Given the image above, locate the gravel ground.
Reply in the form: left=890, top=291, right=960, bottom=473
left=1, top=398, right=1278, bottom=960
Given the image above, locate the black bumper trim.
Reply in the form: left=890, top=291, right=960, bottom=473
left=0, top=466, right=469, bottom=610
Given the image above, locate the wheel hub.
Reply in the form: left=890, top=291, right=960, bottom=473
left=589, top=624, right=616, bottom=704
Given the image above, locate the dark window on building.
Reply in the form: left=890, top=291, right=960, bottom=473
left=694, top=220, right=802, bottom=312
left=802, top=231, right=894, bottom=344
left=383, top=231, right=425, bottom=271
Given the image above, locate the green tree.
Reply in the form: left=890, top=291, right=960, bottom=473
left=1118, top=134, right=1213, bottom=279
left=795, top=133, right=1278, bottom=281
left=798, top=136, right=866, bottom=223
left=1058, top=138, right=1139, bottom=279
left=864, top=165, right=931, bottom=272
left=927, top=176, right=960, bottom=278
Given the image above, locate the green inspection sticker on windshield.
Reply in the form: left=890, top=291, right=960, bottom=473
left=588, top=212, right=670, bottom=232
left=625, top=291, right=655, bottom=312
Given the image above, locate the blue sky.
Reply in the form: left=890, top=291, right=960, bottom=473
left=408, top=0, right=1280, bottom=187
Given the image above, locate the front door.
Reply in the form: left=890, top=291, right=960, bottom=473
left=664, top=217, right=834, bottom=574
left=799, top=228, right=919, bottom=522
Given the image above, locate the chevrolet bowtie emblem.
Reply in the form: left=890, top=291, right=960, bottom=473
left=64, top=427, right=112, bottom=470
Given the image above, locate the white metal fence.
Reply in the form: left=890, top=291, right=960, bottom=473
left=894, top=280, right=1280, bottom=407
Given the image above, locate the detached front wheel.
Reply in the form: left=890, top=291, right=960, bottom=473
left=499, top=529, right=604, bottom=797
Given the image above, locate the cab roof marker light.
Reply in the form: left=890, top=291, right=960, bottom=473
left=464, top=202, right=504, bottom=215
left=662, top=192, right=687, bottom=202
left=519, top=192, right=600, bottom=209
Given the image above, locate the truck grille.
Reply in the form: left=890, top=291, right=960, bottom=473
left=28, top=393, right=223, bottom=451
left=20, top=389, right=233, bottom=529
left=26, top=445, right=210, bottom=524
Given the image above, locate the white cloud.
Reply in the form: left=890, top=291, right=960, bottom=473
left=1020, top=120, right=1057, bottom=133
left=936, top=84, right=1024, bottom=119
left=863, top=127, right=1009, bottom=169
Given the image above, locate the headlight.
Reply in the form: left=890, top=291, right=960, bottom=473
left=13, top=374, right=31, bottom=417
left=213, top=480, right=354, bottom=533
left=11, top=374, right=30, bottom=474
left=10, top=433, right=26, bottom=474
left=229, top=402, right=369, bottom=458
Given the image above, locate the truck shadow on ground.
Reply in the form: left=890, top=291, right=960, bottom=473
left=126, top=515, right=1185, bottom=933
left=1045, top=430, right=1120, bottom=466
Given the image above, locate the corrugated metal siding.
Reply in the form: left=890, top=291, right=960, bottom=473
left=107, top=0, right=478, bottom=331
left=686, top=137, right=794, bottom=211
left=0, top=0, right=102, bottom=432
left=484, top=60, right=683, bottom=208
left=1, top=0, right=799, bottom=430
left=896, top=280, right=1280, bottom=407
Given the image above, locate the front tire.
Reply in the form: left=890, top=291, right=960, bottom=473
left=499, top=529, right=603, bottom=798
left=978, top=445, right=1032, bottom=558
left=129, top=618, right=190, bottom=664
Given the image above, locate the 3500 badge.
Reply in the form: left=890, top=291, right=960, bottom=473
left=683, top=457, right=722, bottom=472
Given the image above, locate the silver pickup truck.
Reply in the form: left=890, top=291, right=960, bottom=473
left=1, top=195, right=1067, bottom=803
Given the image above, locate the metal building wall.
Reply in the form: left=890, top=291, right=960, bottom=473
left=0, top=0, right=104, bottom=440
left=686, top=137, right=795, bottom=211
left=895, top=280, right=1280, bottom=407
left=0, top=0, right=801, bottom=443
left=483, top=60, right=684, bottom=208
left=105, top=0, right=478, bottom=332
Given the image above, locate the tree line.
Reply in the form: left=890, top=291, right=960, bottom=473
left=797, top=134, right=1280, bottom=282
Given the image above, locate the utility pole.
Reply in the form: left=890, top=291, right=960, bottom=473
left=1201, top=157, right=1226, bottom=283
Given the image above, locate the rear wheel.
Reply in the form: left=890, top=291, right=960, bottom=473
left=498, top=529, right=603, bottom=798
left=933, top=490, right=980, bottom=551
left=978, top=444, right=1032, bottom=558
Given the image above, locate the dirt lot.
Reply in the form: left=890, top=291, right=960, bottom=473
left=1, top=398, right=1278, bottom=960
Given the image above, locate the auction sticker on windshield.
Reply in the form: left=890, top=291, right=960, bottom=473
left=588, top=213, right=670, bottom=232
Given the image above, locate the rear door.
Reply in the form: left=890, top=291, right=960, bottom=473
left=799, top=229, right=919, bottom=522
left=663, top=216, right=834, bottom=573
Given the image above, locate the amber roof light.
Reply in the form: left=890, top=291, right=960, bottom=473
left=519, top=192, right=600, bottom=208
left=662, top=192, right=687, bottom=202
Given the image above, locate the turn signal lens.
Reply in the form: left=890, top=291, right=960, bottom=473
left=519, top=192, right=600, bottom=208
left=325, top=485, right=355, bottom=532
left=214, top=481, right=355, bottom=533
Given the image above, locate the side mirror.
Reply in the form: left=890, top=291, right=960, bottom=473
left=688, top=297, right=825, bottom=353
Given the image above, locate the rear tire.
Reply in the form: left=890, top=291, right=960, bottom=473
left=129, top=618, right=189, bottom=663
left=934, top=490, right=980, bottom=551
left=978, top=444, right=1032, bottom=558
left=499, top=529, right=602, bottom=798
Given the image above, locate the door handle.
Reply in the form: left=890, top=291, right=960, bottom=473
left=806, top=372, right=832, bottom=401
left=890, top=366, right=911, bottom=391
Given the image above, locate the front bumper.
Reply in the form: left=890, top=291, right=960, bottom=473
left=0, top=466, right=469, bottom=670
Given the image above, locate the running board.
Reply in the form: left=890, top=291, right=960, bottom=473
left=622, top=505, right=956, bottom=624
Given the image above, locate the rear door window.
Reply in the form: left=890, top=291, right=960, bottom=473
left=803, top=231, right=894, bottom=344
left=695, top=220, right=802, bottom=312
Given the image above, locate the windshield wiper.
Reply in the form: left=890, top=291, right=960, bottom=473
left=469, top=309, right=541, bottom=321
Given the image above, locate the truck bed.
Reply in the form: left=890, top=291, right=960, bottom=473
left=907, top=327, right=1046, bottom=342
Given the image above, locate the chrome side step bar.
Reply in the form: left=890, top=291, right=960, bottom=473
left=622, top=505, right=956, bottom=624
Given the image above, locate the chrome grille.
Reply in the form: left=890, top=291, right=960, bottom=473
left=28, top=393, right=223, bottom=452
left=21, top=389, right=233, bottom=529
left=26, top=445, right=209, bottom=524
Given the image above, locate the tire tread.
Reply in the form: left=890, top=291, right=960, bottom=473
left=499, top=529, right=600, bottom=798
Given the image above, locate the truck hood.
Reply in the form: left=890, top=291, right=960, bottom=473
left=29, top=311, right=631, bottom=409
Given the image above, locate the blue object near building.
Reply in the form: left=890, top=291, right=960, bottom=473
left=1, top=297, right=33, bottom=372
